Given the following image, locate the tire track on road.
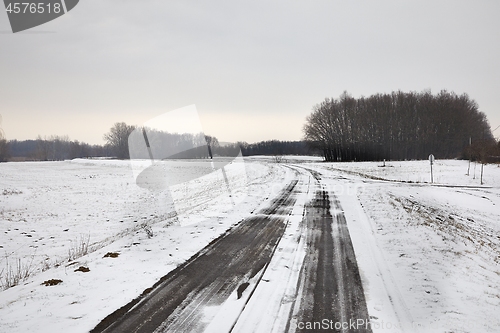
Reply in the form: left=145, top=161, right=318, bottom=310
left=93, top=164, right=373, bottom=333
left=91, top=180, right=299, bottom=333
left=290, top=167, right=372, bottom=333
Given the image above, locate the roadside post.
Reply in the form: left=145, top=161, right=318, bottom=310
left=429, top=154, right=435, bottom=183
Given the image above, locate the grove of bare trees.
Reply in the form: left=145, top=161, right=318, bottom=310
left=304, top=90, right=495, bottom=162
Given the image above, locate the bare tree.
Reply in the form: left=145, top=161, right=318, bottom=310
left=205, top=135, right=220, bottom=158
left=0, top=114, right=8, bottom=162
left=104, top=122, right=136, bottom=159
left=468, top=139, right=499, bottom=184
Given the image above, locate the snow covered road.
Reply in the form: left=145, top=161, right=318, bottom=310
left=91, top=164, right=372, bottom=333
left=91, top=180, right=300, bottom=332
left=290, top=174, right=371, bottom=333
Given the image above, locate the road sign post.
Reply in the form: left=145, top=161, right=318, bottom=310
left=429, top=154, right=435, bottom=183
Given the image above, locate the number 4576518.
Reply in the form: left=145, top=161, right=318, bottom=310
left=5, top=2, right=62, bottom=14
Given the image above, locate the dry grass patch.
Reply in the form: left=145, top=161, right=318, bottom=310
left=42, top=279, right=62, bottom=286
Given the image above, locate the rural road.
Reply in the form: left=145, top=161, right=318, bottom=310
left=91, top=166, right=372, bottom=333
left=290, top=167, right=371, bottom=333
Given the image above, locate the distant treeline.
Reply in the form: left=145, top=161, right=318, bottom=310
left=129, top=128, right=215, bottom=160
left=6, top=136, right=111, bottom=161
left=3, top=134, right=314, bottom=161
left=304, top=90, right=496, bottom=161
left=0, top=112, right=316, bottom=162
left=127, top=125, right=313, bottom=159
left=238, top=140, right=311, bottom=156
left=4, top=90, right=497, bottom=163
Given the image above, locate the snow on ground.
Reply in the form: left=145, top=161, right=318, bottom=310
left=1, top=160, right=160, bottom=274
left=0, top=157, right=293, bottom=332
left=308, top=159, right=500, bottom=333
left=0, top=157, right=499, bottom=333
left=323, top=159, right=500, bottom=186
left=242, top=155, right=323, bottom=164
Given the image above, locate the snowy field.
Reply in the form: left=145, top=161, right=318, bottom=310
left=322, top=159, right=500, bottom=186
left=0, top=158, right=292, bottom=332
left=306, top=160, right=500, bottom=333
left=0, top=157, right=499, bottom=332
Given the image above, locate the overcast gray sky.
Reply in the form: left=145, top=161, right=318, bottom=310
left=1, top=0, right=499, bottom=145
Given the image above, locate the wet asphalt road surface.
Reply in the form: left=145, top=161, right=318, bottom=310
left=292, top=189, right=372, bottom=333
left=92, top=167, right=371, bottom=333
left=92, top=180, right=299, bottom=333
